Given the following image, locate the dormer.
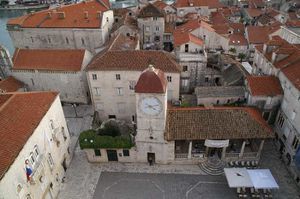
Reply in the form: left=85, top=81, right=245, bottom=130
left=57, top=12, right=65, bottom=19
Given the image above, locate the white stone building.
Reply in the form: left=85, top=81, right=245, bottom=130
left=137, top=3, right=165, bottom=50
left=12, top=48, right=93, bottom=104
left=84, top=67, right=273, bottom=170
left=86, top=50, right=180, bottom=122
left=245, top=76, right=283, bottom=124
left=6, top=0, right=114, bottom=54
left=280, top=26, right=300, bottom=44
left=0, top=92, right=71, bottom=199
left=173, top=30, right=208, bottom=92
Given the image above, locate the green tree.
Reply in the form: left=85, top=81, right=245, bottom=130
left=238, top=53, right=246, bottom=62
left=229, top=48, right=236, bottom=54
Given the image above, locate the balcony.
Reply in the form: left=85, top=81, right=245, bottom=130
left=30, top=154, right=45, bottom=185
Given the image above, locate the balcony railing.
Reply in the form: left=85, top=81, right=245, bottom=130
left=175, top=153, right=188, bottom=159
left=30, top=154, right=44, bottom=185
left=176, top=52, right=207, bottom=62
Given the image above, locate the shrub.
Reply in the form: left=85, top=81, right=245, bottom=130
left=79, top=129, right=133, bottom=149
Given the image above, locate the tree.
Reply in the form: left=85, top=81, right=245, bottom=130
left=229, top=48, right=236, bottom=54
left=238, top=53, right=246, bottom=62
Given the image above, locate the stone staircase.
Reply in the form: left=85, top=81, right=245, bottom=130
left=199, top=157, right=227, bottom=175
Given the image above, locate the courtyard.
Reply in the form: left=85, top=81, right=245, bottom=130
left=93, top=172, right=235, bottom=199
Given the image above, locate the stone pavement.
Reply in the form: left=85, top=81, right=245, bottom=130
left=260, top=140, right=300, bottom=199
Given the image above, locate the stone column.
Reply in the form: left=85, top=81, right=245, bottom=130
left=188, top=141, right=192, bottom=159
left=205, top=146, right=209, bottom=157
left=221, top=146, right=226, bottom=160
left=239, top=141, right=246, bottom=158
left=256, top=140, right=265, bottom=158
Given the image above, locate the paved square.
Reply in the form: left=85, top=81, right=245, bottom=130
left=93, top=172, right=236, bottom=199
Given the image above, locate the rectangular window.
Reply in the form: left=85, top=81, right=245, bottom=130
left=205, top=77, right=209, bottom=82
left=34, top=145, right=39, bottom=159
left=129, top=81, right=136, bottom=90
left=31, top=78, right=35, bottom=86
left=116, top=74, right=121, bottom=80
left=183, top=65, right=188, bottom=72
left=94, top=149, right=101, bottom=156
left=47, top=153, right=54, bottom=168
left=153, top=17, right=158, bottom=21
left=156, top=26, right=159, bottom=31
left=94, top=87, right=101, bottom=96
left=167, top=76, right=172, bottom=82
left=116, top=87, right=123, bottom=96
left=123, top=149, right=130, bottom=156
left=277, top=113, right=285, bottom=128
left=145, top=26, right=150, bottom=32
left=92, top=74, right=97, bottom=80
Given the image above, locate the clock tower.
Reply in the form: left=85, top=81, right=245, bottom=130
left=135, top=65, right=174, bottom=164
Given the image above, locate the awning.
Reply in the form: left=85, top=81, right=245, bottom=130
left=247, top=169, right=279, bottom=189
left=224, top=168, right=279, bottom=189
left=224, top=168, right=253, bottom=188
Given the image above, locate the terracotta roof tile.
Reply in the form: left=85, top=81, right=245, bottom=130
left=245, top=8, right=263, bottom=18
left=246, top=76, right=283, bottom=96
left=0, top=92, right=58, bottom=179
left=229, top=33, right=248, bottom=46
left=281, top=61, right=300, bottom=91
left=173, top=32, right=204, bottom=47
left=7, top=0, right=109, bottom=28
left=165, top=106, right=273, bottom=140
left=152, top=0, right=169, bottom=10
left=176, top=19, right=215, bottom=33
left=174, top=0, right=224, bottom=9
left=109, top=33, right=139, bottom=51
left=246, top=26, right=270, bottom=44
left=0, top=76, right=24, bottom=93
left=12, top=49, right=86, bottom=71
left=87, top=50, right=181, bottom=73
left=135, top=66, right=167, bottom=93
left=138, top=3, right=164, bottom=18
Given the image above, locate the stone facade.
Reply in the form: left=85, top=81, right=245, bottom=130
left=138, top=17, right=165, bottom=49
left=12, top=50, right=93, bottom=104
left=7, top=11, right=114, bottom=54
left=280, top=26, right=300, bottom=44
left=87, top=70, right=180, bottom=122
left=0, top=95, right=71, bottom=199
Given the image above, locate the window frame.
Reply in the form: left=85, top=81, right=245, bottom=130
left=123, top=149, right=130, bottom=156
left=92, top=74, right=97, bottom=80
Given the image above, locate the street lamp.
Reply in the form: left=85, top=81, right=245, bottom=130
left=72, top=104, right=78, bottom=117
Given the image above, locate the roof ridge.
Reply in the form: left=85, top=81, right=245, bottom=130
left=0, top=94, right=15, bottom=112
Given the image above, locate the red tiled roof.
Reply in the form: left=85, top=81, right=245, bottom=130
left=212, top=24, right=231, bottom=35
left=175, top=0, right=224, bottom=9
left=176, top=19, right=215, bottom=33
left=152, top=0, right=169, bottom=10
left=229, top=33, right=248, bottom=46
left=281, top=61, right=300, bottom=91
left=245, top=8, right=263, bottom=18
left=12, top=49, right=86, bottom=71
left=0, top=92, right=58, bottom=180
left=7, top=0, right=109, bottom=28
left=0, top=76, right=24, bottom=93
left=173, top=32, right=204, bottom=47
left=135, top=66, right=167, bottom=93
left=246, top=76, right=283, bottom=96
left=87, top=50, right=181, bottom=73
left=229, top=23, right=245, bottom=33
left=286, top=20, right=300, bottom=28
left=210, top=11, right=228, bottom=24
left=137, top=3, right=164, bottom=18
left=246, top=26, right=270, bottom=44
left=165, top=106, right=273, bottom=140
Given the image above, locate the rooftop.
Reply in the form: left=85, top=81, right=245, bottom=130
left=7, top=0, right=110, bottom=29
left=173, top=32, right=204, bottom=47
left=137, top=3, right=164, bottom=18
left=12, top=49, right=86, bottom=71
left=165, top=106, right=273, bottom=141
left=174, top=0, right=224, bottom=9
left=195, top=86, right=245, bottom=98
left=246, top=76, right=283, bottom=96
left=87, top=50, right=180, bottom=73
left=109, top=33, right=139, bottom=51
left=0, top=92, right=58, bottom=180
left=0, top=76, right=24, bottom=93
left=246, top=26, right=270, bottom=44
left=135, top=66, right=167, bottom=93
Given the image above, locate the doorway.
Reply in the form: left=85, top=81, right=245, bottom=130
left=147, top=153, right=155, bottom=165
left=208, top=148, right=222, bottom=158
left=107, top=150, right=118, bottom=161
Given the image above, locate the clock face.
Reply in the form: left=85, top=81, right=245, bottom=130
left=139, top=97, right=163, bottom=116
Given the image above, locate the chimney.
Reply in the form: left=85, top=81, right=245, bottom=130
left=84, top=11, right=88, bottom=19
left=47, top=12, right=52, bottom=19
left=97, top=11, right=102, bottom=19
left=58, top=12, right=65, bottom=19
